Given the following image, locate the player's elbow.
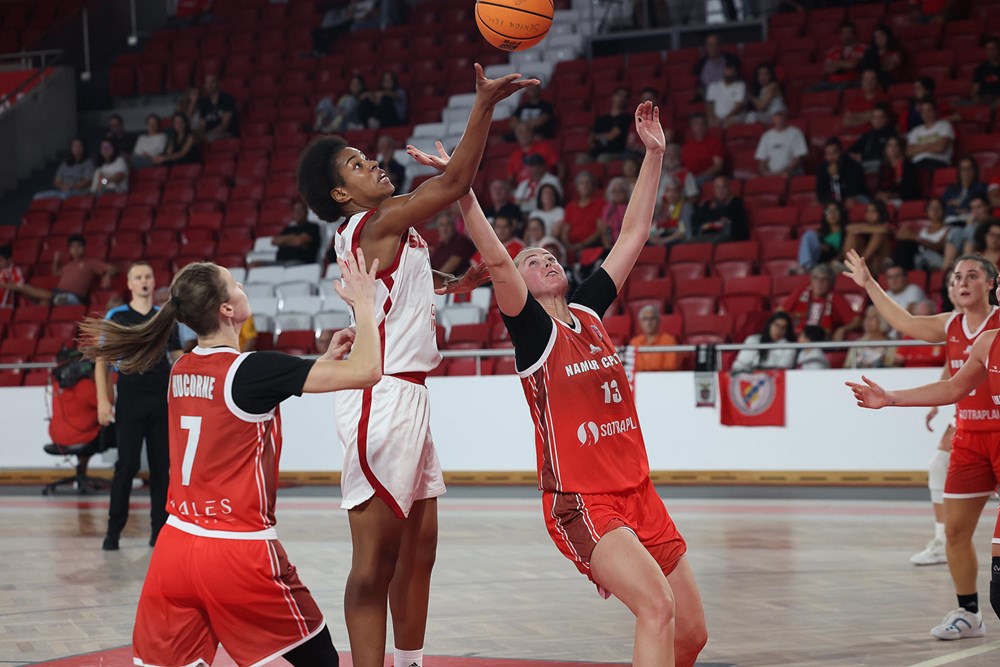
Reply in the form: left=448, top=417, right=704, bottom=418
left=360, top=365, right=382, bottom=388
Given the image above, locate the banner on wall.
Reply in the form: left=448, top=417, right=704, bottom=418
left=719, top=370, right=786, bottom=427
left=694, top=344, right=717, bottom=407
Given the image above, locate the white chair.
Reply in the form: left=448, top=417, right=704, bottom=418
left=246, top=265, right=285, bottom=285
left=314, top=311, right=352, bottom=332
left=412, top=122, right=448, bottom=138
left=547, top=32, right=585, bottom=51
left=248, top=296, right=279, bottom=319
left=318, top=284, right=352, bottom=313
left=282, top=263, right=322, bottom=284
left=511, top=50, right=544, bottom=67
left=324, top=263, right=343, bottom=280
left=279, top=295, right=324, bottom=314
left=550, top=21, right=578, bottom=36
left=274, top=313, right=313, bottom=335
left=484, top=63, right=518, bottom=79
left=543, top=46, right=580, bottom=63
left=441, top=106, right=472, bottom=125
left=244, top=282, right=275, bottom=298
left=253, top=314, right=273, bottom=333
left=438, top=304, right=484, bottom=329
left=275, top=281, right=315, bottom=298
left=246, top=237, right=278, bottom=265
left=227, top=267, right=247, bottom=283
left=448, top=92, right=478, bottom=108
left=468, top=287, right=493, bottom=313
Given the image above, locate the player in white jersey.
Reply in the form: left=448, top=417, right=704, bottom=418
left=297, top=64, right=538, bottom=667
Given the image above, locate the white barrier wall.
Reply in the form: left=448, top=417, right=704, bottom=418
left=2, top=368, right=949, bottom=473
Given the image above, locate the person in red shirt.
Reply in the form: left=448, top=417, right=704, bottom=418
left=843, top=69, right=888, bottom=128
left=0, top=244, right=24, bottom=308
left=506, top=122, right=559, bottom=184
left=559, top=170, right=605, bottom=256
left=817, top=22, right=866, bottom=90
left=470, top=214, right=525, bottom=266
left=779, top=263, right=862, bottom=340
left=2, top=235, right=117, bottom=306
left=680, top=113, right=723, bottom=186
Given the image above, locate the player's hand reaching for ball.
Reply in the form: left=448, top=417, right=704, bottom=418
left=335, top=248, right=378, bottom=312
left=634, top=101, right=665, bottom=154
left=845, top=375, right=890, bottom=409
left=406, top=140, right=451, bottom=173
left=474, top=63, right=539, bottom=107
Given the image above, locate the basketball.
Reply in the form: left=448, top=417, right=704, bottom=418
left=475, top=0, right=553, bottom=52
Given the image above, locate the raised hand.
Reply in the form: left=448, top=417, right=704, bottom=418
left=845, top=375, right=889, bottom=409
left=474, top=63, right=540, bottom=107
left=842, top=248, right=874, bottom=288
left=634, top=101, right=665, bottom=154
left=334, top=248, right=379, bottom=309
left=435, top=263, right=491, bottom=296
left=406, top=140, right=451, bottom=174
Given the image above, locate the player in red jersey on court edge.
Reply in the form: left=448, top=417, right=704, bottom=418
left=80, top=249, right=381, bottom=667
left=408, top=101, right=708, bottom=667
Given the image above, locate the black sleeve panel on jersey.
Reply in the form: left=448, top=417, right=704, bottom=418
left=500, top=295, right=554, bottom=372
left=569, top=268, right=618, bottom=317
left=231, top=352, right=316, bottom=415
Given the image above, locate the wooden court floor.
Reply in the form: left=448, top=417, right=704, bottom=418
left=5, top=486, right=1000, bottom=667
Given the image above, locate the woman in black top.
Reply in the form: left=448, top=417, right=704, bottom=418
left=155, top=113, right=200, bottom=165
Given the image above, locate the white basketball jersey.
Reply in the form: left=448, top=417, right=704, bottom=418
left=334, top=210, right=441, bottom=375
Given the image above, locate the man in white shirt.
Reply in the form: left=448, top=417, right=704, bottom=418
left=906, top=100, right=954, bottom=171
left=883, top=265, right=926, bottom=338
left=131, top=114, right=168, bottom=169
left=754, top=109, right=807, bottom=176
left=514, top=153, right=562, bottom=215
left=705, top=64, right=747, bottom=128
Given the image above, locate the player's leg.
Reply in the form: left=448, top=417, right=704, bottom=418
left=590, top=527, right=676, bottom=667
left=144, top=399, right=170, bottom=546
left=283, top=625, right=340, bottom=666
left=945, top=496, right=990, bottom=596
left=664, top=557, right=708, bottom=667
left=913, top=430, right=953, bottom=566
left=388, top=497, right=438, bottom=667
left=104, top=397, right=146, bottom=549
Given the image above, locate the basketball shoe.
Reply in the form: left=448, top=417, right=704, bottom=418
left=910, top=538, right=947, bottom=566
left=931, top=608, right=985, bottom=640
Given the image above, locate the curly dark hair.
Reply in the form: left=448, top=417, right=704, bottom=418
left=297, top=135, right=350, bottom=222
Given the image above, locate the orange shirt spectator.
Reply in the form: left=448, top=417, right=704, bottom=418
left=629, top=306, right=681, bottom=371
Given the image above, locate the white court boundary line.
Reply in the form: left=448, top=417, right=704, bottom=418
left=907, top=640, right=1000, bottom=667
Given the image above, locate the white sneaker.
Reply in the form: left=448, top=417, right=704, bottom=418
left=911, top=538, right=947, bottom=566
left=931, top=608, right=985, bottom=640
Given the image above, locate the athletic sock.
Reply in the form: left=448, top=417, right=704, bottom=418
left=958, top=592, right=979, bottom=614
left=935, top=521, right=946, bottom=543
left=394, top=647, right=423, bottom=667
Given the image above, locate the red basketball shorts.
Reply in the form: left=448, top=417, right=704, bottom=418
left=132, top=524, right=325, bottom=667
left=944, top=428, right=1000, bottom=500
left=542, top=477, right=687, bottom=597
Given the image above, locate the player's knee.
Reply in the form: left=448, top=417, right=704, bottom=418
left=945, top=521, right=974, bottom=545
left=637, top=583, right=675, bottom=630
left=928, top=450, right=950, bottom=500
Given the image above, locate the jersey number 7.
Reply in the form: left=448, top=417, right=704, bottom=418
left=179, top=415, right=202, bottom=487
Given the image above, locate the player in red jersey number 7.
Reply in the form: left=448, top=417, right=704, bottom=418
left=408, top=102, right=708, bottom=667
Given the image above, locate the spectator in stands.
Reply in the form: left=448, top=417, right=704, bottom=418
left=131, top=114, right=167, bottom=169
left=816, top=138, right=869, bottom=206
left=314, top=74, right=366, bottom=133
left=153, top=113, right=199, bottom=165
left=705, top=63, right=747, bottom=128
left=843, top=69, right=887, bottom=128
left=311, top=0, right=374, bottom=54
left=0, top=245, right=24, bottom=308
left=692, top=175, right=747, bottom=242
left=894, top=198, right=948, bottom=271
left=844, top=306, right=898, bottom=368
left=91, top=141, right=129, bottom=195
left=1, top=235, right=116, bottom=306
left=529, top=183, right=564, bottom=237
left=843, top=200, right=893, bottom=273
left=971, top=218, right=1000, bottom=268
left=754, top=109, right=807, bottom=176
left=943, top=157, right=987, bottom=223
left=650, top=178, right=693, bottom=247
left=374, top=134, right=405, bottom=192
left=957, top=195, right=997, bottom=256
left=509, top=84, right=554, bottom=139
left=731, top=312, right=797, bottom=372
left=523, top=216, right=547, bottom=247
left=589, top=86, right=632, bottom=162
left=972, top=36, right=1000, bottom=106
left=814, top=21, right=866, bottom=91
left=507, top=122, right=559, bottom=183
left=909, top=0, right=953, bottom=24
left=743, top=63, right=786, bottom=126
left=902, top=77, right=959, bottom=132
left=874, top=136, right=920, bottom=204
left=906, top=99, right=954, bottom=172
left=779, top=263, right=861, bottom=341
left=36, top=138, right=93, bottom=200
left=271, top=200, right=322, bottom=266
left=197, top=73, right=239, bottom=140
left=694, top=33, right=740, bottom=97
left=513, top=154, right=562, bottom=215
left=659, top=142, right=699, bottom=200
left=882, top=264, right=927, bottom=317
left=558, top=170, right=605, bottom=256
left=859, top=24, right=904, bottom=86
left=175, top=86, right=201, bottom=129
left=849, top=103, right=897, bottom=173
left=598, top=177, right=632, bottom=247
left=105, top=113, right=136, bottom=154
left=682, top=113, right=724, bottom=186
left=484, top=178, right=524, bottom=229
left=796, top=325, right=831, bottom=369
left=628, top=305, right=681, bottom=372
left=470, top=214, right=524, bottom=266
left=798, top=202, right=847, bottom=271
left=621, top=156, right=642, bottom=190
left=358, top=71, right=407, bottom=130
left=430, top=209, right=475, bottom=275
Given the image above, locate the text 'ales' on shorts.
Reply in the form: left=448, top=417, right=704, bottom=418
left=542, top=477, right=687, bottom=596
left=944, top=428, right=1000, bottom=499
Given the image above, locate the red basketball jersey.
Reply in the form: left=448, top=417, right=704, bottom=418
left=166, top=347, right=283, bottom=535
left=518, top=304, right=650, bottom=494
left=945, top=308, right=1000, bottom=431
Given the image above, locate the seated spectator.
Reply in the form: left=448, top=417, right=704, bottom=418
left=558, top=170, right=605, bottom=255
left=507, top=123, right=559, bottom=183
left=658, top=142, right=699, bottom=200
left=153, top=113, right=200, bottom=165
left=271, top=200, right=321, bottom=265
left=798, top=202, right=847, bottom=271
left=754, top=109, right=807, bottom=176
left=131, top=114, right=168, bottom=169
left=958, top=195, right=999, bottom=255
left=509, top=84, right=554, bottom=139
left=589, top=87, right=632, bottom=162
left=48, top=352, right=103, bottom=483
left=105, top=113, right=136, bottom=154
left=695, top=33, right=740, bottom=98
left=942, top=157, right=987, bottom=223
left=874, top=136, right=920, bottom=204
left=796, top=325, right=831, bottom=369
left=374, top=133, right=406, bottom=192
left=816, top=138, right=869, bottom=206
left=681, top=113, right=724, bottom=186
left=358, top=71, right=407, bottom=129
left=705, top=63, right=747, bottom=128
left=843, top=200, right=893, bottom=272
left=844, top=306, right=898, bottom=368
left=0, top=235, right=116, bottom=305
left=971, top=218, right=1000, bottom=268
left=35, top=138, right=93, bottom=199
left=843, top=69, right=887, bottom=128
left=779, top=263, right=862, bottom=341
left=483, top=178, right=525, bottom=229
left=909, top=0, right=953, bottom=24
left=628, top=305, right=681, bottom=372
left=906, top=99, right=954, bottom=172
left=650, top=178, right=693, bottom=247
left=523, top=216, right=547, bottom=246
left=598, top=177, right=631, bottom=247
left=529, top=183, right=564, bottom=237
left=859, top=24, right=904, bottom=85
left=311, top=0, right=383, bottom=55
left=621, top=156, right=641, bottom=190
left=814, top=21, right=866, bottom=91
left=91, top=141, right=129, bottom=195
left=731, top=312, right=798, bottom=372
left=175, top=86, right=201, bottom=129
left=0, top=244, right=24, bottom=307
left=197, top=74, right=239, bottom=140
left=691, top=176, right=747, bottom=242
left=848, top=104, right=897, bottom=173
left=743, top=63, right=786, bottom=125
left=901, top=77, right=959, bottom=132
left=882, top=265, right=928, bottom=319
left=430, top=209, right=475, bottom=275
left=973, top=36, right=1000, bottom=107
left=314, top=75, right=366, bottom=133
left=895, top=299, right=947, bottom=367
left=513, top=154, right=562, bottom=215
left=470, top=215, right=524, bottom=266
left=894, top=198, right=948, bottom=271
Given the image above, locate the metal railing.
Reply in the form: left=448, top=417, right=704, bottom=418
left=0, top=49, right=63, bottom=109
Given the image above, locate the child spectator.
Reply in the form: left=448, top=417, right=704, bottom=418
left=942, top=157, right=987, bottom=224
left=598, top=177, right=631, bottom=246
left=779, top=263, right=861, bottom=340
left=35, top=138, right=93, bottom=199
left=906, top=99, right=954, bottom=172
left=816, top=138, right=869, bottom=206
left=692, top=175, right=747, bottom=242
left=843, top=69, right=887, bottom=128
left=874, top=136, right=920, bottom=204
left=589, top=87, right=632, bottom=161
left=358, top=71, right=407, bottom=129
left=1, top=235, right=117, bottom=306
left=848, top=104, right=898, bottom=173
left=313, top=75, right=366, bottom=133
left=731, top=313, right=797, bottom=372
left=650, top=178, right=693, bottom=247
left=628, top=305, right=681, bottom=372
left=815, top=22, right=866, bottom=90
left=559, top=170, right=605, bottom=255
left=0, top=245, right=24, bottom=308
left=529, top=183, right=564, bottom=237
left=153, top=113, right=199, bottom=165
left=513, top=154, right=562, bottom=215
left=271, top=200, right=322, bottom=266
left=91, top=141, right=129, bottom=195
left=843, top=200, right=893, bottom=273
left=754, top=109, right=807, bottom=176
left=743, top=63, right=786, bottom=125
left=798, top=202, right=847, bottom=271
left=131, top=114, right=168, bottom=169
left=705, top=63, right=747, bottom=128
left=859, top=24, right=904, bottom=85
left=972, top=36, right=1000, bottom=106
left=844, top=306, right=898, bottom=368
left=197, top=74, right=239, bottom=140
left=681, top=113, right=724, bottom=186
left=796, top=325, right=831, bottom=369
left=429, top=210, right=475, bottom=275
left=509, top=85, right=554, bottom=139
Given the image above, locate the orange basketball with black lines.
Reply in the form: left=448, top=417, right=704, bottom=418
left=476, top=0, right=553, bottom=52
